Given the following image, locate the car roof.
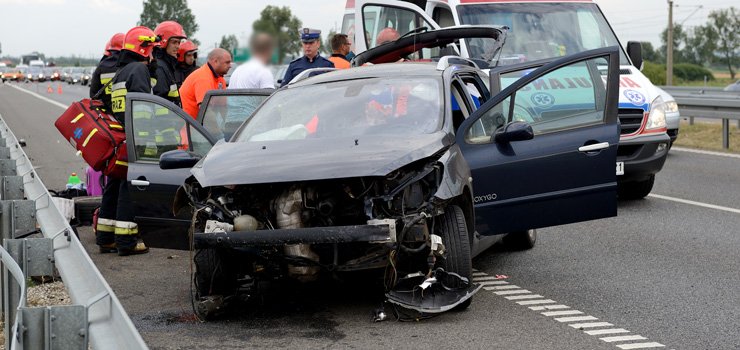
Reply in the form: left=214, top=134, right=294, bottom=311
left=288, top=62, right=444, bottom=88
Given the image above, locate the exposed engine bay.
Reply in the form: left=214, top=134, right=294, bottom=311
left=179, top=159, right=480, bottom=318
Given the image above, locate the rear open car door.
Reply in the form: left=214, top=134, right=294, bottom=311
left=457, top=47, right=621, bottom=235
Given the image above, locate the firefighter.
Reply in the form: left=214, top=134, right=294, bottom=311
left=175, top=40, right=199, bottom=86
left=89, top=32, right=124, bottom=110
left=97, top=26, right=159, bottom=256
left=153, top=21, right=187, bottom=107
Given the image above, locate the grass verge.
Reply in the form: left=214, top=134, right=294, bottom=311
left=674, top=120, right=740, bottom=153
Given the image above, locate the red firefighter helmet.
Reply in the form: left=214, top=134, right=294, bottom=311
left=377, top=28, right=400, bottom=46
left=122, top=26, right=160, bottom=58
left=154, top=21, right=187, bottom=48
left=177, top=40, right=198, bottom=62
left=104, top=33, right=125, bottom=56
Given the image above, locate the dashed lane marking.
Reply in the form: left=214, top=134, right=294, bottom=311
left=472, top=270, right=666, bottom=349
left=7, top=83, right=69, bottom=110
left=671, top=146, right=740, bottom=159
left=648, top=193, right=740, bottom=215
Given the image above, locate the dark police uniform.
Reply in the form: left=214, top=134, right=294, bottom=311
left=89, top=51, right=120, bottom=111
left=280, top=28, right=335, bottom=87
left=152, top=48, right=181, bottom=107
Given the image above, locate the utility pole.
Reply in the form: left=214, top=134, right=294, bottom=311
left=667, top=0, right=674, bottom=85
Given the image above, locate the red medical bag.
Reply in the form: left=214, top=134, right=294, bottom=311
left=55, top=99, right=128, bottom=179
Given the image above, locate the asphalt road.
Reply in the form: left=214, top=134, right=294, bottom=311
left=2, top=80, right=739, bottom=349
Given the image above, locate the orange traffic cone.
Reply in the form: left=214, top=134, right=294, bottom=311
left=46, top=85, right=53, bottom=93
left=58, top=84, right=62, bottom=94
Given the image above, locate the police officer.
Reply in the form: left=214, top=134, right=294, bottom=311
left=89, top=32, right=124, bottom=110
left=280, top=28, right=334, bottom=87
left=97, top=26, right=159, bottom=256
left=175, top=40, right=198, bottom=86
left=153, top=21, right=187, bottom=107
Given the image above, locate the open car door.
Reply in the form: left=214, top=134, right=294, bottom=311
left=124, top=90, right=270, bottom=249
left=457, top=47, right=621, bottom=235
left=353, top=0, right=440, bottom=54
left=196, top=88, right=273, bottom=141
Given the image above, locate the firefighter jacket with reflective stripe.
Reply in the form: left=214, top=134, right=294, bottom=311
left=90, top=54, right=120, bottom=111
left=175, top=63, right=198, bottom=88
left=110, top=62, right=153, bottom=123
left=153, top=50, right=181, bottom=107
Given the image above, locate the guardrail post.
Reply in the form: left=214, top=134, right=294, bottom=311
left=722, top=119, right=730, bottom=149
left=2, top=239, right=25, bottom=350
left=689, top=117, right=694, bottom=126
left=1, top=200, right=37, bottom=242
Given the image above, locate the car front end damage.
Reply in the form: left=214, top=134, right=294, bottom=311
left=180, top=152, right=480, bottom=318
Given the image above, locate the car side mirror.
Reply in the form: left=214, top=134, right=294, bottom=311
left=159, top=149, right=202, bottom=170
left=493, top=121, right=534, bottom=143
left=626, top=41, right=643, bottom=71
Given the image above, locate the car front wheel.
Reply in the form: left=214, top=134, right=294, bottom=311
left=437, top=205, right=473, bottom=310
left=618, top=174, right=655, bottom=200
left=193, top=248, right=237, bottom=299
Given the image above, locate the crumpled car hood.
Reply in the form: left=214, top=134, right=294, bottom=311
left=191, top=132, right=451, bottom=187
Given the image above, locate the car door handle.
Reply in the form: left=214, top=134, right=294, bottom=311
left=578, top=142, right=610, bottom=152
left=131, top=179, right=150, bottom=187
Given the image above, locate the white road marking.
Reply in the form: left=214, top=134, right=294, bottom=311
left=493, top=289, right=531, bottom=295
left=477, top=280, right=509, bottom=286
left=484, top=285, right=520, bottom=290
left=585, top=329, right=630, bottom=336
left=505, top=294, right=544, bottom=300
left=516, top=299, right=556, bottom=305
left=555, top=316, right=599, bottom=323
left=473, top=276, right=501, bottom=281
left=542, top=310, right=583, bottom=317
left=569, top=322, right=614, bottom=329
left=529, top=304, right=570, bottom=311
left=600, top=335, right=647, bottom=343
left=671, top=146, right=740, bottom=159
left=472, top=272, right=487, bottom=276
left=473, top=269, right=667, bottom=348
left=616, top=342, right=665, bottom=349
left=648, top=194, right=740, bottom=215
left=7, top=84, right=69, bottom=110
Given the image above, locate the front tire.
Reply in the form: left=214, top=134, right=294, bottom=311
left=193, top=248, right=237, bottom=298
left=437, top=205, right=473, bottom=310
left=618, top=174, right=655, bottom=200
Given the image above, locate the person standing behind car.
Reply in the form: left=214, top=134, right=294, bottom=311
left=90, top=32, right=124, bottom=111
left=97, top=26, right=160, bottom=256
left=229, top=33, right=275, bottom=89
left=280, top=28, right=334, bottom=87
left=175, top=40, right=199, bottom=87
left=328, top=34, right=351, bottom=69
left=180, top=48, right=231, bottom=119
left=152, top=21, right=187, bottom=107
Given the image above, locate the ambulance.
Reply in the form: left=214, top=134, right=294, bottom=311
left=342, top=0, right=673, bottom=199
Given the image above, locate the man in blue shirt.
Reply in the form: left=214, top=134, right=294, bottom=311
left=280, top=28, right=334, bottom=87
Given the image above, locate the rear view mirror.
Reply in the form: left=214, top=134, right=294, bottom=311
left=626, top=41, right=643, bottom=71
left=493, top=121, right=534, bottom=143
left=159, top=149, right=202, bottom=170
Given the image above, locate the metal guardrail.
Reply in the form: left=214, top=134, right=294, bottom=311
left=0, top=113, right=148, bottom=349
left=659, top=86, right=740, bottom=149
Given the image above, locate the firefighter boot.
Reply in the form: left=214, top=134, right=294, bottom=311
left=118, top=242, right=150, bottom=256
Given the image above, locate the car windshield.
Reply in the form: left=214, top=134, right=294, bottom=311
left=457, top=2, right=629, bottom=65
left=234, top=77, right=442, bottom=142
left=72, top=68, right=85, bottom=73
left=28, top=66, right=42, bottom=74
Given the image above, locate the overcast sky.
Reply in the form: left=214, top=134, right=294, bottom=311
left=0, top=0, right=737, bottom=59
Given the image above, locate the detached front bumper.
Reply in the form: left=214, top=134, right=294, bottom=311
left=194, top=224, right=393, bottom=249
left=617, top=132, right=670, bottom=183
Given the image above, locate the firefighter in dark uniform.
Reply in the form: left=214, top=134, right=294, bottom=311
left=89, top=32, right=124, bottom=110
left=280, top=28, right=335, bottom=87
left=152, top=21, right=186, bottom=107
left=97, top=26, right=159, bottom=256
left=175, top=40, right=199, bottom=86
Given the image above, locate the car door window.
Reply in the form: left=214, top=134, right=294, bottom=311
left=130, top=100, right=212, bottom=161
left=466, top=56, right=609, bottom=143
left=200, top=94, right=269, bottom=141
left=363, top=5, right=435, bottom=50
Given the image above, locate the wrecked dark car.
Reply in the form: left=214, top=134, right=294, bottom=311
left=124, top=26, right=622, bottom=318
